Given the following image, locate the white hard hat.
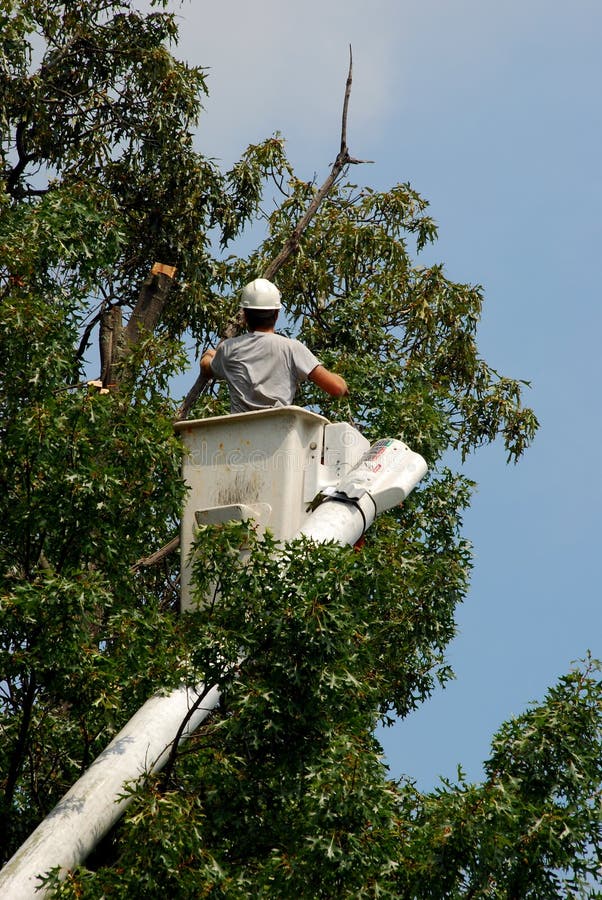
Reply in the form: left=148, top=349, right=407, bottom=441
left=240, top=278, right=282, bottom=310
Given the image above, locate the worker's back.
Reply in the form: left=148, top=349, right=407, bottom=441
left=210, top=331, right=320, bottom=413
left=200, top=278, right=348, bottom=412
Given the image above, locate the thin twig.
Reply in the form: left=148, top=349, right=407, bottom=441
left=74, top=308, right=104, bottom=366
left=159, top=680, right=226, bottom=785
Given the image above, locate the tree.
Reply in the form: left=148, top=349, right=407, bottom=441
left=1, top=1, right=600, bottom=898
left=0, top=0, right=282, bottom=857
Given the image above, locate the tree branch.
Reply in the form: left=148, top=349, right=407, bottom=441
left=75, top=308, right=104, bottom=368
left=175, top=371, right=207, bottom=421
left=263, top=47, right=367, bottom=280
left=130, top=535, right=180, bottom=573
left=158, top=681, right=223, bottom=787
left=4, top=122, right=38, bottom=198
left=340, top=45, right=353, bottom=154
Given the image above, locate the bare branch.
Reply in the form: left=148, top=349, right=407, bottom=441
left=75, top=308, right=104, bottom=367
left=130, top=535, right=180, bottom=573
left=263, top=46, right=362, bottom=281
left=176, top=372, right=206, bottom=421
left=340, top=44, right=353, bottom=155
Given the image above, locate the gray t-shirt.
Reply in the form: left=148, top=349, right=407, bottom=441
left=210, top=331, right=321, bottom=413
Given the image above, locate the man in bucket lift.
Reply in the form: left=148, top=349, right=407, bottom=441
left=200, top=278, right=348, bottom=413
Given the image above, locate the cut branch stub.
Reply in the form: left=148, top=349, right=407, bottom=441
left=123, top=263, right=176, bottom=352
left=102, top=263, right=176, bottom=387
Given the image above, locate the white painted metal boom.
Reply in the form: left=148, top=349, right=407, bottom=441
left=0, top=685, right=221, bottom=899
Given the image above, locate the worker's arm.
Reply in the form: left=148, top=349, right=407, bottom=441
left=200, top=348, right=216, bottom=379
left=308, top=365, right=349, bottom=397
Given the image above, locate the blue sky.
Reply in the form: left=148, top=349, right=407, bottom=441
left=164, top=0, right=602, bottom=789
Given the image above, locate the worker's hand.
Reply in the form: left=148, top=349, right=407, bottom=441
left=200, top=348, right=216, bottom=379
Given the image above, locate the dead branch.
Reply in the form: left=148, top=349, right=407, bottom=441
left=175, top=370, right=207, bottom=421
left=263, top=47, right=368, bottom=280
left=75, top=308, right=104, bottom=368
left=130, top=534, right=180, bottom=573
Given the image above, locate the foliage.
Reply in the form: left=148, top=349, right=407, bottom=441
left=0, top=1, right=599, bottom=898
left=393, top=657, right=602, bottom=898
left=43, top=531, right=602, bottom=899
left=0, top=0, right=288, bottom=340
